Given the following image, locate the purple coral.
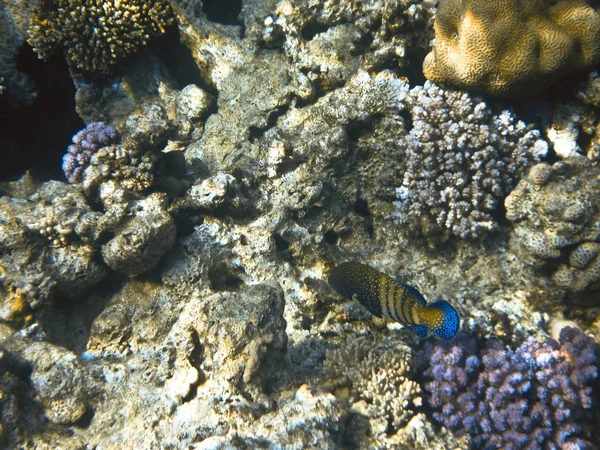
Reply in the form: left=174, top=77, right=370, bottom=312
left=417, top=328, right=598, bottom=449
left=62, top=122, right=118, bottom=183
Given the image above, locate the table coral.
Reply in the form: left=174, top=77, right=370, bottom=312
left=28, top=0, right=174, bottom=74
left=393, top=81, right=548, bottom=239
left=417, top=328, right=598, bottom=449
left=423, top=0, right=600, bottom=96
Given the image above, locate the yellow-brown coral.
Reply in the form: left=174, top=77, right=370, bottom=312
left=28, top=0, right=174, bottom=74
left=423, top=0, right=600, bottom=96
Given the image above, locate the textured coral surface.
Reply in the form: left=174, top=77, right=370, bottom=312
left=424, top=0, right=600, bottom=95
left=418, top=328, right=598, bottom=449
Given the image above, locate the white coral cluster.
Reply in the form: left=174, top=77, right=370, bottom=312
left=393, top=81, right=548, bottom=239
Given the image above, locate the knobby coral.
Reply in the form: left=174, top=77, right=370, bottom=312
left=417, top=328, right=598, bottom=449
left=506, top=157, right=600, bottom=294
left=29, top=0, right=174, bottom=74
left=423, top=0, right=600, bottom=96
left=393, top=82, right=548, bottom=239
left=62, top=122, right=118, bottom=184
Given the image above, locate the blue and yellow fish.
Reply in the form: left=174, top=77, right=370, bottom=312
left=328, top=262, right=459, bottom=339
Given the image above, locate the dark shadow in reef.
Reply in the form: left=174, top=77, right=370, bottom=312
left=0, top=44, right=82, bottom=182
left=202, top=0, right=243, bottom=25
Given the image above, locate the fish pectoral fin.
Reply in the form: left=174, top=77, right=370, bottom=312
left=351, top=294, right=383, bottom=318
left=405, top=324, right=428, bottom=338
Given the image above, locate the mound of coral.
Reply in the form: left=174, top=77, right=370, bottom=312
left=424, top=0, right=600, bottom=96
left=417, top=328, right=598, bottom=449
left=506, top=157, right=600, bottom=297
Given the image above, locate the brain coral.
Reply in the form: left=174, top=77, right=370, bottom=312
left=28, top=0, right=174, bottom=74
left=423, top=0, right=600, bottom=96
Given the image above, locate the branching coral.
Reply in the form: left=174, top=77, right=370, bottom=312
left=63, top=122, right=118, bottom=184
left=393, top=82, right=548, bottom=239
left=324, top=334, right=421, bottom=437
left=81, top=105, right=173, bottom=197
left=424, top=0, right=600, bottom=96
left=28, top=0, right=174, bottom=74
left=417, top=328, right=598, bottom=449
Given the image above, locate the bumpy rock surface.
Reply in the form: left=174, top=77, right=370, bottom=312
left=0, top=178, right=108, bottom=326
left=101, top=193, right=176, bottom=274
left=424, top=0, right=600, bottom=96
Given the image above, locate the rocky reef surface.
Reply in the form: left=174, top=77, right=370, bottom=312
left=0, top=0, right=599, bottom=449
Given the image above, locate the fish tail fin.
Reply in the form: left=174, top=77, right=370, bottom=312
left=427, top=300, right=460, bottom=340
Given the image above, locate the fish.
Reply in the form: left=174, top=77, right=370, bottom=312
left=328, top=261, right=459, bottom=339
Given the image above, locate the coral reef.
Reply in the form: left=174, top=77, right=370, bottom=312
left=63, top=122, right=118, bottom=184
left=424, top=0, right=600, bottom=96
left=101, top=193, right=176, bottom=274
left=417, top=328, right=598, bottom=449
left=393, top=82, right=548, bottom=239
left=22, top=341, right=89, bottom=425
left=28, top=0, right=174, bottom=74
left=249, top=0, right=435, bottom=79
left=0, top=179, right=108, bottom=326
left=0, top=103, right=178, bottom=324
left=1, top=0, right=600, bottom=448
left=506, top=157, right=600, bottom=295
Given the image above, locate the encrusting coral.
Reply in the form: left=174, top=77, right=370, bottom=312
left=423, top=0, right=600, bottom=96
left=417, top=328, right=598, bottom=449
left=28, top=0, right=174, bottom=74
left=393, top=81, right=548, bottom=239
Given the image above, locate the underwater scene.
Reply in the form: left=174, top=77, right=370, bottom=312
left=1, top=0, right=600, bottom=448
